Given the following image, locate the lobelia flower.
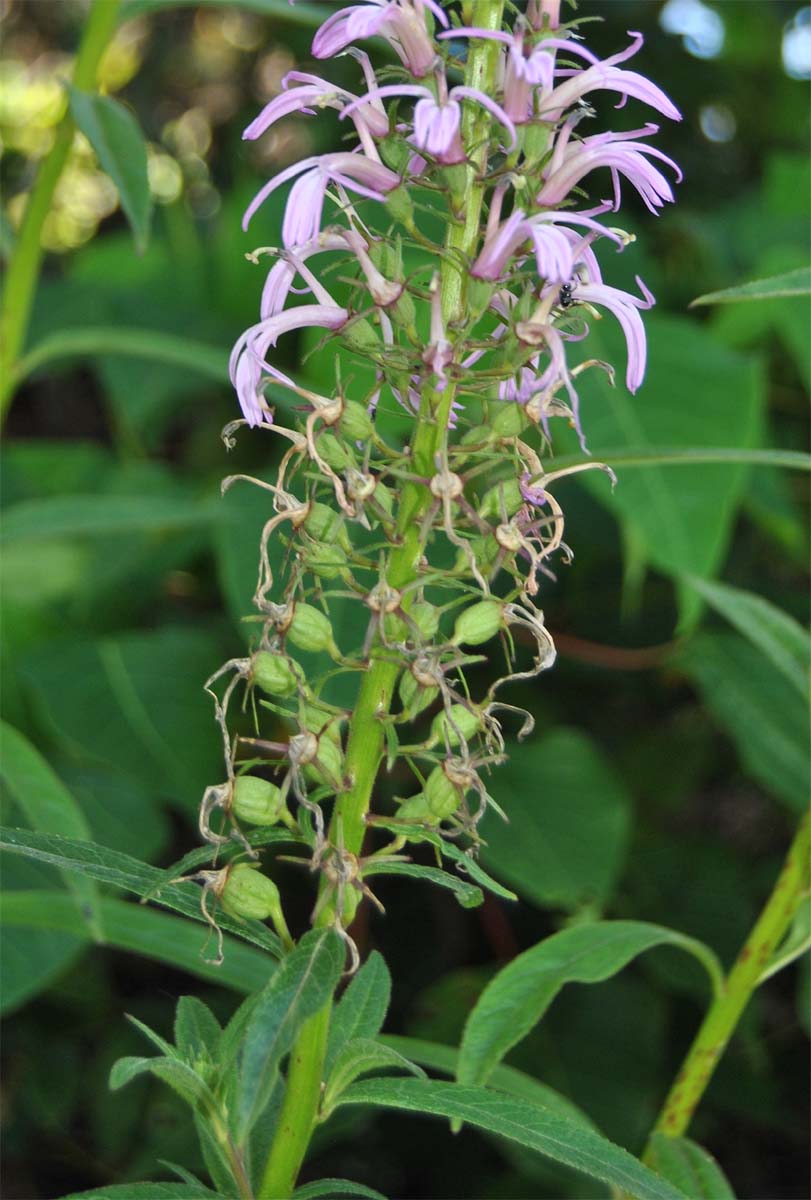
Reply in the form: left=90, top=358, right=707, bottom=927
left=538, top=122, right=682, bottom=213
left=243, top=66, right=389, bottom=151
left=311, top=0, right=448, bottom=77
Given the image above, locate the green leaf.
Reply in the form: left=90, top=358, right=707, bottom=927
left=0, top=827, right=282, bottom=957
left=683, top=576, right=810, bottom=699
left=548, top=447, right=810, bottom=473
left=362, top=859, right=483, bottom=908
left=237, top=928, right=344, bottom=1138
left=323, top=1036, right=425, bottom=1114
left=0, top=859, right=85, bottom=1014
left=378, top=1034, right=596, bottom=1131
left=0, top=494, right=219, bottom=542
left=568, top=314, right=765, bottom=626
left=65, top=1185, right=220, bottom=1199
left=0, top=721, right=101, bottom=938
left=481, top=728, right=632, bottom=911
left=68, top=88, right=152, bottom=253
left=674, top=632, right=810, bottom=811
left=110, top=1054, right=217, bottom=1112
left=0, top=890, right=272, bottom=993
left=646, top=1134, right=736, bottom=1198
left=691, top=266, right=811, bottom=306
left=121, top=0, right=326, bottom=23
left=325, top=950, right=391, bottom=1072
left=338, top=1078, right=686, bottom=1200
left=293, top=1180, right=388, bottom=1200
left=174, top=996, right=222, bottom=1064
left=457, top=921, right=722, bottom=1089
left=367, top=819, right=516, bottom=902
left=12, top=327, right=228, bottom=393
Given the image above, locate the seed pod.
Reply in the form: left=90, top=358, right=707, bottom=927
left=341, top=400, right=374, bottom=442
left=425, top=766, right=462, bottom=820
left=341, top=317, right=379, bottom=354
left=231, top=776, right=284, bottom=826
left=410, top=601, right=440, bottom=641
left=287, top=604, right=339, bottom=657
left=479, top=478, right=523, bottom=520
left=304, top=733, right=344, bottom=789
left=302, top=542, right=347, bottom=580
left=452, top=599, right=504, bottom=647
left=302, top=704, right=342, bottom=747
left=430, top=704, right=482, bottom=749
left=396, top=793, right=437, bottom=824
left=304, top=502, right=350, bottom=550
left=399, top=669, right=439, bottom=717
left=492, top=403, right=528, bottom=437
left=373, top=480, right=395, bottom=516
left=316, top=432, right=350, bottom=470
left=252, top=652, right=299, bottom=698
left=454, top=534, right=499, bottom=575
left=220, top=863, right=282, bottom=921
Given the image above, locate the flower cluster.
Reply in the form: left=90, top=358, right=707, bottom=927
left=201, top=0, right=680, bottom=955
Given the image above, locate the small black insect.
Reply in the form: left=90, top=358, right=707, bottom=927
left=558, top=280, right=577, bottom=309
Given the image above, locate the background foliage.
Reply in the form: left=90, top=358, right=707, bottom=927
left=1, top=1, right=808, bottom=1196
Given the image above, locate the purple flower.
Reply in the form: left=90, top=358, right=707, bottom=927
left=243, top=67, right=388, bottom=146
left=243, top=151, right=401, bottom=244
left=472, top=205, right=624, bottom=284
left=312, top=0, right=448, bottom=78
left=541, top=32, right=682, bottom=122
left=538, top=122, right=682, bottom=213
left=230, top=305, right=348, bottom=426
left=574, top=275, right=655, bottom=393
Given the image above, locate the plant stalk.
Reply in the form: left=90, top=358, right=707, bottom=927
left=256, top=7, right=505, bottom=1196
left=644, top=812, right=810, bottom=1155
left=0, top=0, right=121, bottom=419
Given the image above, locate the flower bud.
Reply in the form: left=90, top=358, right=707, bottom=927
left=340, top=400, right=374, bottom=442
left=220, top=863, right=281, bottom=921
left=384, top=183, right=415, bottom=225
left=252, top=652, right=299, bottom=698
left=429, top=704, right=482, bottom=749
left=287, top=604, right=339, bottom=657
left=452, top=599, right=504, bottom=646
left=231, top=776, right=284, bottom=826
left=492, top=403, right=529, bottom=437
left=425, top=766, right=462, bottom=820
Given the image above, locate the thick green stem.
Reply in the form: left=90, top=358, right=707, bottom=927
left=256, top=8, right=505, bottom=1197
left=0, top=0, right=121, bottom=418
left=644, top=812, right=810, bottom=1155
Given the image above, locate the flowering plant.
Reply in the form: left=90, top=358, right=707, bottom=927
left=1, top=3, right=808, bottom=1200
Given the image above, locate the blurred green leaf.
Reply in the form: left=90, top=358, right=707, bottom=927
left=0, top=827, right=282, bottom=956
left=65, top=1185, right=219, bottom=1199
left=237, top=928, right=344, bottom=1138
left=0, top=494, right=220, bottom=542
left=646, top=1134, right=736, bottom=1198
left=0, top=858, right=85, bottom=1014
left=293, top=1181, right=388, bottom=1200
left=550, top=447, right=810, bottom=473
left=68, top=88, right=152, bottom=254
left=0, top=722, right=101, bottom=936
left=570, top=314, right=765, bottom=626
left=675, top=632, right=810, bottom=811
left=380, top=1034, right=596, bottom=1130
left=683, top=576, right=810, bottom=698
left=362, top=859, right=483, bottom=908
left=326, top=950, right=391, bottom=1073
left=62, top=765, right=170, bottom=863
left=13, top=327, right=227, bottom=392
left=0, top=890, right=272, bottom=992
left=121, top=0, right=326, bottom=23
left=691, top=266, right=811, bottom=306
left=481, top=727, right=632, bottom=911
left=339, top=1078, right=687, bottom=1200
left=457, top=921, right=722, bottom=1089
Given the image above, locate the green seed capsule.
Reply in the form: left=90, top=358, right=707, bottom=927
left=341, top=317, right=379, bottom=354
left=302, top=704, right=342, bottom=747
left=479, top=479, right=523, bottom=520
left=304, top=733, right=344, bottom=789
left=231, top=776, right=284, bottom=826
left=398, top=670, right=439, bottom=716
left=341, top=400, right=374, bottom=442
left=491, top=403, right=528, bottom=437
left=302, top=542, right=347, bottom=580
left=304, top=502, right=349, bottom=550
left=316, top=432, right=349, bottom=470
left=252, top=652, right=298, bottom=698
left=373, top=481, right=395, bottom=516
left=430, top=704, right=483, bottom=749
left=410, top=601, right=440, bottom=641
left=425, top=766, right=462, bottom=819
left=220, top=863, right=281, bottom=921
left=453, top=599, right=504, bottom=647
left=396, top=793, right=437, bottom=824
left=287, top=604, right=338, bottom=656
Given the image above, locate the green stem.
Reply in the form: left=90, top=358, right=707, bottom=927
left=643, top=812, right=810, bottom=1155
left=0, top=0, right=121, bottom=420
left=256, top=8, right=505, bottom=1196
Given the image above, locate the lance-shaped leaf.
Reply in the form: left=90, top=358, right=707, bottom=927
left=293, top=1182, right=388, bottom=1200
left=362, top=859, right=483, bottom=908
left=691, top=266, right=811, bottom=306
left=338, top=1078, right=687, bottom=1200
left=322, top=1037, right=425, bottom=1115
left=646, top=1134, right=736, bottom=1198
left=65, top=1186, right=220, bottom=1199
left=325, top=950, right=391, bottom=1072
left=236, top=928, right=344, bottom=1139
left=457, top=920, right=722, bottom=1089
left=68, top=87, right=152, bottom=253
